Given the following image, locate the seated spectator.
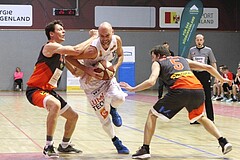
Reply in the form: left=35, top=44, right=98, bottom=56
left=214, top=65, right=225, bottom=101
left=14, top=67, right=23, bottom=91
left=220, top=66, right=235, bottom=102
left=211, top=80, right=222, bottom=101
left=233, top=67, right=240, bottom=102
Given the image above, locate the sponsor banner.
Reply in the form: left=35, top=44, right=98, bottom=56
left=199, top=8, right=218, bottom=28
left=122, top=46, right=135, bottom=62
left=178, top=0, right=203, bottom=58
left=160, top=7, right=218, bottom=29
left=160, top=7, right=182, bottom=28
left=66, top=70, right=82, bottom=92
left=0, top=5, right=32, bottom=26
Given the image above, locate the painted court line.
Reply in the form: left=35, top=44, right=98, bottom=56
left=76, top=109, right=224, bottom=159
left=0, top=111, right=42, bottom=150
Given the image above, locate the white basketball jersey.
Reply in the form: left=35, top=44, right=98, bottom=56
left=83, top=35, right=118, bottom=67
left=80, top=35, right=118, bottom=93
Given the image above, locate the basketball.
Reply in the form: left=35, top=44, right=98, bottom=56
left=94, top=60, right=115, bottom=80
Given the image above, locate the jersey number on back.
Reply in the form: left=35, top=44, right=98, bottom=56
left=170, top=59, right=184, bottom=70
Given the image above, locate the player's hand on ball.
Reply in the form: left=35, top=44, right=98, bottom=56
left=74, top=68, right=84, bottom=77
left=83, top=66, right=104, bottom=80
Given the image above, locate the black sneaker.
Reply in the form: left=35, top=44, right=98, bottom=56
left=43, top=145, right=59, bottom=158
left=132, top=146, right=150, bottom=159
left=190, top=121, right=200, bottom=125
left=216, top=97, right=223, bottom=101
left=57, top=144, right=82, bottom=154
left=232, top=98, right=237, bottom=102
left=219, top=138, right=232, bottom=154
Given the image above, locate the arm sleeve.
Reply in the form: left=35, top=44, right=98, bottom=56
left=188, top=48, right=192, bottom=59
left=208, top=48, right=217, bottom=63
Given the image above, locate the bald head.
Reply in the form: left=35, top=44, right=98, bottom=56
left=196, top=34, right=204, bottom=39
left=195, top=34, right=204, bottom=48
left=99, top=22, right=113, bottom=32
left=98, top=22, right=114, bottom=47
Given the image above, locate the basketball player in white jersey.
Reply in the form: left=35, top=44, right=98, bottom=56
left=66, top=22, right=129, bottom=154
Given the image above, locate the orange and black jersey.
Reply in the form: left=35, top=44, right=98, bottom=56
left=27, top=44, right=65, bottom=90
left=158, top=56, right=203, bottom=90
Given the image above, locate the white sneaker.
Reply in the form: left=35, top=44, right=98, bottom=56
left=226, top=98, right=233, bottom=103
left=221, top=97, right=228, bottom=102
left=211, top=96, right=216, bottom=100
left=213, top=96, right=221, bottom=101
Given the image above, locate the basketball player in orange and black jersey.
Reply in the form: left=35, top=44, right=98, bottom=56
left=26, top=20, right=98, bottom=158
left=120, top=45, right=232, bottom=159
left=27, top=47, right=65, bottom=90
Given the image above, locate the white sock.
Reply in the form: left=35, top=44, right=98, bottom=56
left=46, top=141, right=53, bottom=147
left=102, top=118, right=115, bottom=139
left=61, top=141, right=70, bottom=148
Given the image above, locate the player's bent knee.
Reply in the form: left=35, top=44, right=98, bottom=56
left=46, top=102, right=61, bottom=113
left=111, top=95, right=125, bottom=107
left=62, top=107, right=79, bottom=122
left=45, top=96, right=61, bottom=112
left=72, top=112, right=79, bottom=121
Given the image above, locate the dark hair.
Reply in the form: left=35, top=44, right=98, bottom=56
left=222, top=65, right=229, bottom=70
left=45, top=20, right=63, bottom=40
left=219, top=64, right=226, bottom=67
left=150, top=45, right=170, bottom=57
left=16, top=67, right=21, bottom=72
left=163, top=41, right=169, bottom=45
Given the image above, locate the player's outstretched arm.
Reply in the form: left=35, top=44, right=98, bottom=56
left=187, top=59, right=231, bottom=85
left=66, top=56, right=103, bottom=80
left=43, top=29, right=98, bottom=57
left=120, top=61, right=160, bottom=92
left=73, top=29, right=98, bottom=54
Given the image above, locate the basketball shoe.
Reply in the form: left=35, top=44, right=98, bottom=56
left=218, top=137, right=232, bottom=154
left=57, top=143, right=82, bottom=153
left=113, top=137, right=129, bottom=154
left=132, top=146, right=151, bottom=159
left=43, top=145, right=59, bottom=158
left=110, top=105, right=122, bottom=127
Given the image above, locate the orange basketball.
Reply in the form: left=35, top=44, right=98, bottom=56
left=94, top=60, right=115, bottom=80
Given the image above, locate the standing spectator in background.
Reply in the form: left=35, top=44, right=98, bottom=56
left=233, top=67, right=240, bottom=102
left=162, top=41, right=174, bottom=56
left=14, top=67, right=23, bottom=91
left=158, top=42, right=174, bottom=99
left=188, top=34, right=217, bottom=124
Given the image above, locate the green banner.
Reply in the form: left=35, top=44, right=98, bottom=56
left=178, top=0, right=203, bottom=57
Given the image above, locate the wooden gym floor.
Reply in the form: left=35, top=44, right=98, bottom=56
left=0, top=90, right=239, bottom=160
